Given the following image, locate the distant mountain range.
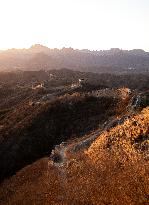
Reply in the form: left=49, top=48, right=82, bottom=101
left=0, top=44, right=149, bottom=73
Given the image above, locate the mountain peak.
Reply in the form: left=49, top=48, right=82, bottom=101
left=29, top=44, right=50, bottom=52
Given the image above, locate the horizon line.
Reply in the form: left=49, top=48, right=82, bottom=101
left=0, top=44, right=148, bottom=52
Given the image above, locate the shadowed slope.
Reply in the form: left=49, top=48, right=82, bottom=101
left=0, top=92, right=119, bottom=182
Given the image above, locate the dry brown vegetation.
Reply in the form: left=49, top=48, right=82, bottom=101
left=0, top=107, right=148, bottom=205
left=0, top=92, right=120, bottom=182
left=0, top=70, right=149, bottom=204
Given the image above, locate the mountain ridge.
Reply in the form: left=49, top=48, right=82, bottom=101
left=0, top=44, right=149, bottom=72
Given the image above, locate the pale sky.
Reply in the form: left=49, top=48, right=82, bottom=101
left=0, top=0, right=149, bottom=51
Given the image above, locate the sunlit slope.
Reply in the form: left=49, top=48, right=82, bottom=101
left=87, top=107, right=149, bottom=163
left=0, top=107, right=148, bottom=205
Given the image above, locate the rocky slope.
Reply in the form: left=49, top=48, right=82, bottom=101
left=0, top=105, right=148, bottom=205
left=0, top=90, right=121, bottom=182
left=0, top=69, right=149, bottom=204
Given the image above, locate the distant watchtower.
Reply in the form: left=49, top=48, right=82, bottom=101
left=78, top=78, right=86, bottom=86
left=32, top=82, right=45, bottom=90
left=71, top=78, right=87, bottom=89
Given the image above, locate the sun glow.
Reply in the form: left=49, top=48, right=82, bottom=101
left=0, top=0, right=149, bottom=51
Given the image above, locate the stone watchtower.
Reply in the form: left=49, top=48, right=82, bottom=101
left=78, top=78, right=86, bottom=86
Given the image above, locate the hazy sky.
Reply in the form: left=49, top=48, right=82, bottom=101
left=0, top=0, right=148, bottom=51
